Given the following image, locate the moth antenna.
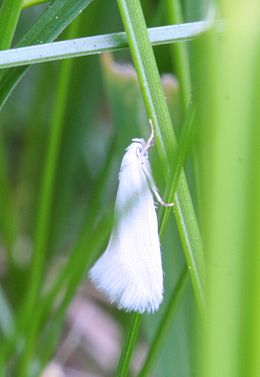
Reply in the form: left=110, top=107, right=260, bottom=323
left=144, top=119, right=155, bottom=151
left=143, top=120, right=173, bottom=207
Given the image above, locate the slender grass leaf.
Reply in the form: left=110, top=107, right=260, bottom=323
left=18, top=140, right=117, bottom=366
left=0, top=20, right=215, bottom=70
left=138, top=266, right=189, bottom=377
left=0, top=137, right=15, bottom=257
left=23, top=0, right=48, bottom=8
left=159, top=103, right=196, bottom=238
left=166, top=0, right=191, bottom=110
left=17, top=22, right=78, bottom=376
left=0, top=0, right=23, bottom=255
left=0, top=0, right=23, bottom=50
left=116, top=0, right=205, bottom=315
left=116, top=314, right=142, bottom=377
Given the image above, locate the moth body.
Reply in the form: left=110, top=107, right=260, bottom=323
left=89, top=138, right=164, bottom=313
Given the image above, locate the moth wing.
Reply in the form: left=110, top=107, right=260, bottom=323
left=89, top=142, right=163, bottom=313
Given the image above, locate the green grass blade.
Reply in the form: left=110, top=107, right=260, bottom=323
left=17, top=22, right=78, bottom=376
left=174, top=180, right=205, bottom=313
left=0, top=21, right=213, bottom=70
left=166, top=0, right=191, bottom=110
left=0, top=138, right=15, bottom=257
left=0, top=0, right=23, bottom=255
left=0, top=0, right=23, bottom=50
left=102, top=54, right=188, bottom=377
left=116, top=0, right=205, bottom=314
left=159, top=103, right=196, bottom=237
left=17, top=0, right=92, bottom=46
left=38, top=139, right=116, bottom=319
left=21, top=217, right=110, bottom=374
left=138, top=266, right=189, bottom=377
left=33, top=212, right=112, bottom=366
left=23, top=0, right=48, bottom=8
left=0, top=0, right=94, bottom=110
left=117, top=0, right=175, bottom=165
left=193, top=2, right=260, bottom=376
left=116, top=314, right=142, bottom=377
left=0, top=352, right=7, bottom=377
left=15, top=142, right=116, bottom=364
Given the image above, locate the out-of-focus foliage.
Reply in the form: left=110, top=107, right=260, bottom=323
left=0, top=0, right=259, bottom=377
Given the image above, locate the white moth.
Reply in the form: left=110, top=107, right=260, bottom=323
left=89, top=125, right=173, bottom=313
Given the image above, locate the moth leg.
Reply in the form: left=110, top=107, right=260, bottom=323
left=141, top=163, right=174, bottom=208
left=144, top=119, right=155, bottom=151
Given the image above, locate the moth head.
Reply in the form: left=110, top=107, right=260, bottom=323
left=120, top=138, right=146, bottom=170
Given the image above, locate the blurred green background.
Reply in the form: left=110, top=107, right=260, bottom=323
left=0, top=0, right=259, bottom=376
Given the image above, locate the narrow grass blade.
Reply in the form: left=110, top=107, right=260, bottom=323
left=0, top=138, right=15, bottom=257
left=116, top=0, right=205, bottom=314
left=12, top=141, right=117, bottom=364
left=0, top=0, right=94, bottom=110
left=0, top=20, right=213, bottom=70
left=0, top=0, right=23, bottom=50
left=159, top=103, right=196, bottom=238
left=116, top=314, right=142, bottom=377
left=17, top=0, right=93, bottom=47
left=138, top=266, right=189, bottom=377
left=35, top=212, right=112, bottom=366
left=166, top=0, right=191, bottom=110
left=38, top=137, right=117, bottom=321
left=17, top=21, right=79, bottom=376
left=23, top=0, right=48, bottom=8
left=0, top=353, right=6, bottom=377
left=0, top=0, right=23, bottom=254
left=26, top=215, right=110, bottom=371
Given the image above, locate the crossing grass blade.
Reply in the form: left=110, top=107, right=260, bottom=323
left=116, top=314, right=142, bottom=377
left=138, top=266, right=189, bottom=377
